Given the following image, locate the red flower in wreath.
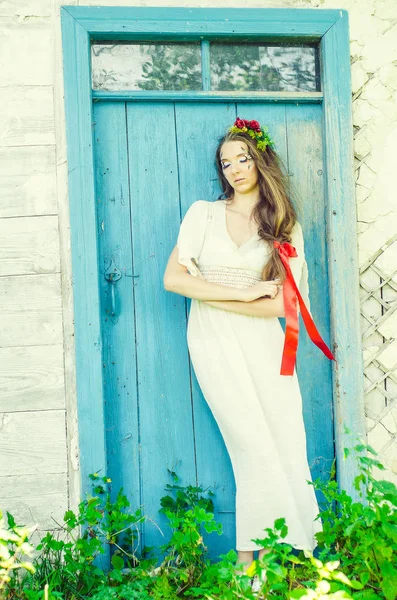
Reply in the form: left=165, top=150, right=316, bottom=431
left=235, top=117, right=248, bottom=129
left=248, top=120, right=261, bottom=132
left=234, top=117, right=262, bottom=133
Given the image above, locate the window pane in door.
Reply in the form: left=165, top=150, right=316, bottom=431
left=210, top=43, right=319, bottom=92
left=91, top=42, right=202, bottom=91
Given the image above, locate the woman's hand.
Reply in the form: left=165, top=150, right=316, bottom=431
left=239, top=279, right=282, bottom=302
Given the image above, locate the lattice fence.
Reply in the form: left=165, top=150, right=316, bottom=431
left=360, top=233, right=397, bottom=482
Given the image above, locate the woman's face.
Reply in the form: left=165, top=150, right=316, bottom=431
left=219, top=140, right=259, bottom=194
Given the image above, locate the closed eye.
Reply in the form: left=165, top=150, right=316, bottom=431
left=221, top=157, right=248, bottom=170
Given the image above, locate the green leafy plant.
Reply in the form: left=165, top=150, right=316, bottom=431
left=0, top=438, right=396, bottom=600
left=186, top=437, right=396, bottom=600
left=155, top=467, right=223, bottom=593
left=311, top=440, right=397, bottom=600
left=0, top=510, right=36, bottom=593
left=3, top=474, right=150, bottom=599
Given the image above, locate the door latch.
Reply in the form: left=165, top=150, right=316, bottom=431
left=104, top=259, right=122, bottom=316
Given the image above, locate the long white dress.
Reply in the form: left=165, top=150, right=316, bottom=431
left=176, top=199, right=323, bottom=552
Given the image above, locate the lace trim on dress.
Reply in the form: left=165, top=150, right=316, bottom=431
left=199, top=265, right=262, bottom=289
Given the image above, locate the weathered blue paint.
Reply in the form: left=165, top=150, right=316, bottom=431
left=320, top=13, right=367, bottom=496
left=93, top=103, right=141, bottom=519
left=61, top=8, right=109, bottom=570
left=91, top=90, right=324, bottom=102
left=91, top=99, right=334, bottom=558
left=61, top=5, right=365, bottom=565
left=62, top=6, right=342, bottom=37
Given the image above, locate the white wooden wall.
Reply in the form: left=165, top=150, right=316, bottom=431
left=0, top=0, right=396, bottom=546
left=0, top=0, right=77, bottom=547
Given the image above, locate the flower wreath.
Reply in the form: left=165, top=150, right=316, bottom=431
left=228, top=117, right=275, bottom=151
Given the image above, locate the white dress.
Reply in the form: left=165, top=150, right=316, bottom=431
left=176, top=199, right=323, bottom=552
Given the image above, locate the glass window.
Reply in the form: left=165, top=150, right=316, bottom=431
left=91, top=40, right=319, bottom=92
left=210, top=43, right=319, bottom=92
left=91, top=42, right=202, bottom=91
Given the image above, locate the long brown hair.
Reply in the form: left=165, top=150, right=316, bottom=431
left=215, top=130, right=299, bottom=283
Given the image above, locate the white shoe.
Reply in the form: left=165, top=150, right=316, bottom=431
left=251, top=570, right=268, bottom=595
left=251, top=575, right=261, bottom=593
left=251, top=574, right=261, bottom=593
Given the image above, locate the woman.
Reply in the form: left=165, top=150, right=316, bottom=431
left=163, top=117, right=325, bottom=578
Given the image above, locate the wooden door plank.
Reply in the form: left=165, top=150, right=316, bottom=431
left=321, top=16, right=366, bottom=496
left=284, top=102, right=335, bottom=482
left=126, top=102, right=197, bottom=552
left=93, top=102, right=141, bottom=532
left=175, top=102, right=240, bottom=558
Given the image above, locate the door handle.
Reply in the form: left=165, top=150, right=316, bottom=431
left=104, top=259, right=122, bottom=316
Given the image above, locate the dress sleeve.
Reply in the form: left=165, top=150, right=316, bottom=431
left=289, top=221, right=312, bottom=317
left=176, top=200, right=208, bottom=278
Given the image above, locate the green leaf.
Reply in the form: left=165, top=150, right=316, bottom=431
left=380, top=562, right=397, bottom=600
left=111, top=553, right=124, bottom=570
left=381, top=522, right=397, bottom=542
left=280, top=525, right=288, bottom=538
left=110, top=567, right=123, bottom=582
left=354, top=444, right=367, bottom=452
left=332, top=571, right=364, bottom=588
left=348, top=579, right=365, bottom=590
left=274, top=517, right=286, bottom=530
left=359, top=570, right=370, bottom=585
left=374, top=480, right=397, bottom=505
left=266, top=562, right=285, bottom=578
left=344, top=522, right=357, bottom=536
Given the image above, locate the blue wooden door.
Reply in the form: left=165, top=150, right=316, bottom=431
left=93, top=100, right=334, bottom=560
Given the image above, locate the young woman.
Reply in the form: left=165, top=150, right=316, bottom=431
left=163, top=117, right=328, bottom=579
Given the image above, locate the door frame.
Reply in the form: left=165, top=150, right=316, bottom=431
left=61, top=5, right=365, bottom=503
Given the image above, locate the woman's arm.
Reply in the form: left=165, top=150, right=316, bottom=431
left=165, top=271, right=247, bottom=302
left=164, top=246, right=277, bottom=303
left=203, top=292, right=285, bottom=318
left=164, top=247, right=246, bottom=301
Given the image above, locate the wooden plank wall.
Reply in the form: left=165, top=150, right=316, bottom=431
left=0, top=0, right=80, bottom=545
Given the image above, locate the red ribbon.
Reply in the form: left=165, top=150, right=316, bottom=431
left=273, top=240, right=336, bottom=376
